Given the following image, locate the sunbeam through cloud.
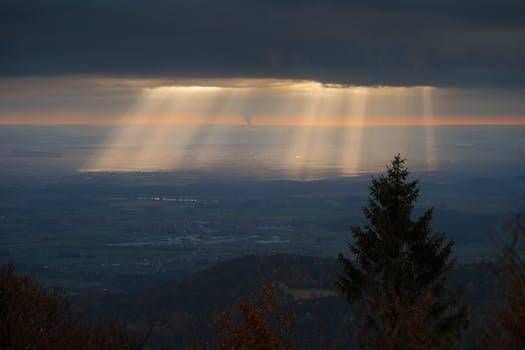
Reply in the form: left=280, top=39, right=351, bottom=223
left=83, top=80, right=470, bottom=176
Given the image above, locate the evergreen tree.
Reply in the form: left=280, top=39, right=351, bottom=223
left=336, top=155, right=468, bottom=349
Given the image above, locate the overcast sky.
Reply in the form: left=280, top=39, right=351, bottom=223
left=1, top=0, right=524, bottom=124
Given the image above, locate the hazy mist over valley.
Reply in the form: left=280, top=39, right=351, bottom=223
left=1, top=125, right=523, bottom=294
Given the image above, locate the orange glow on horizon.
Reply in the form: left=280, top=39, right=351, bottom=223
left=2, top=115, right=525, bottom=126
left=2, top=77, right=524, bottom=174
left=1, top=80, right=524, bottom=126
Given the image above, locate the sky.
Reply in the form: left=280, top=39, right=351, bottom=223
left=1, top=0, right=525, bottom=125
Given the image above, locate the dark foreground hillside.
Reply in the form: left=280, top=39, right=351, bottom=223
left=75, top=254, right=499, bottom=349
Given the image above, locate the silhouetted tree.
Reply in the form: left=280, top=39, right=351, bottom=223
left=214, top=283, right=295, bottom=350
left=0, top=263, right=139, bottom=349
left=336, top=155, right=468, bottom=349
left=482, top=213, right=525, bottom=349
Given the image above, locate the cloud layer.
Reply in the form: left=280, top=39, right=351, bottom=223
left=2, top=0, right=525, bottom=88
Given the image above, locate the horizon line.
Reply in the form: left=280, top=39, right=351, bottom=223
left=1, top=118, right=525, bottom=127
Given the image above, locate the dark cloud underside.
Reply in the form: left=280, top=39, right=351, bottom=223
left=1, top=0, right=525, bottom=87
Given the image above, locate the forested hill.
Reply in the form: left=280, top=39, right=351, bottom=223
left=75, top=253, right=498, bottom=348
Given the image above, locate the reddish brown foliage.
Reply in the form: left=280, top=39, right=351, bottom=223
left=483, top=213, right=525, bottom=349
left=215, top=283, right=295, bottom=350
left=0, top=263, right=138, bottom=350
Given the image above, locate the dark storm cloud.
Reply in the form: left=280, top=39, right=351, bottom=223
left=1, top=0, right=525, bottom=88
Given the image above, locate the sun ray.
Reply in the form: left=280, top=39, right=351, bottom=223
left=340, top=87, right=369, bottom=176
left=83, top=80, right=444, bottom=175
left=422, top=86, right=437, bottom=170
left=285, top=87, right=324, bottom=179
